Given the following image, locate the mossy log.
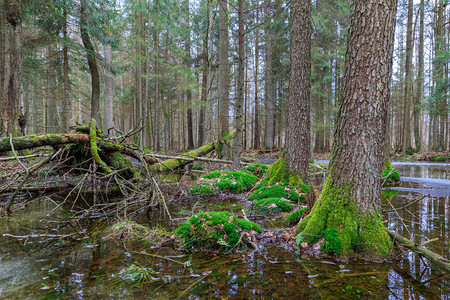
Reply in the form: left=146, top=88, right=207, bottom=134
left=0, top=133, right=90, bottom=152
left=386, top=229, right=450, bottom=272
left=149, top=130, right=236, bottom=172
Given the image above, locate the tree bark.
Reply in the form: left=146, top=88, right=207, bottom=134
left=232, top=0, right=244, bottom=170
left=286, top=0, right=311, bottom=183
left=184, top=0, right=194, bottom=149
left=62, top=8, right=69, bottom=131
left=298, top=0, right=397, bottom=259
left=264, top=0, right=274, bottom=149
left=80, top=0, right=100, bottom=123
left=103, top=29, right=114, bottom=136
left=414, top=0, right=424, bottom=152
left=402, top=0, right=414, bottom=154
left=253, top=4, right=260, bottom=149
left=218, top=0, right=229, bottom=158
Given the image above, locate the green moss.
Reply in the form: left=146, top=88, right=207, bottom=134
left=249, top=182, right=308, bottom=204
left=296, top=177, right=392, bottom=259
left=189, top=170, right=259, bottom=194
left=382, top=158, right=400, bottom=184
left=253, top=198, right=294, bottom=213
left=242, top=163, right=268, bottom=178
left=288, top=208, right=308, bottom=226
left=321, top=228, right=343, bottom=255
left=192, top=165, right=205, bottom=170
left=174, top=211, right=263, bottom=252
left=111, top=152, right=140, bottom=179
left=103, top=220, right=170, bottom=246
left=433, top=155, right=445, bottom=161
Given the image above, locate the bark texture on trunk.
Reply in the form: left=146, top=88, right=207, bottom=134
left=285, top=0, right=311, bottom=183
left=80, top=0, right=100, bottom=123
left=414, top=0, right=424, bottom=151
left=218, top=0, right=229, bottom=158
left=402, top=0, right=413, bottom=154
left=298, top=0, right=397, bottom=259
left=264, top=0, right=274, bottom=149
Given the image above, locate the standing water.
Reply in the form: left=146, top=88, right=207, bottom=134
left=0, top=162, right=449, bottom=299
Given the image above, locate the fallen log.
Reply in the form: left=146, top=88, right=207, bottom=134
left=0, top=133, right=90, bottom=152
left=148, top=130, right=236, bottom=172
left=386, top=229, right=450, bottom=272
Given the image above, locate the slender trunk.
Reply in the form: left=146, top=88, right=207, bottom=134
left=103, top=39, right=114, bottom=136
left=80, top=0, right=100, bottom=123
left=218, top=0, right=229, bottom=157
left=232, top=0, right=244, bottom=170
left=154, top=0, right=160, bottom=151
left=414, top=0, right=424, bottom=151
left=264, top=0, right=274, bottom=149
left=402, top=0, right=414, bottom=154
left=286, top=0, right=311, bottom=183
left=253, top=4, right=260, bottom=149
left=63, top=8, right=69, bottom=130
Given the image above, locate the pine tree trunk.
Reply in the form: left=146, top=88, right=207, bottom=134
left=62, top=8, right=69, bottom=131
left=298, top=0, right=397, bottom=259
left=253, top=4, right=260, bottom=149
left=264, top=0, right=274, bottom=149
left=414, top=0, right=424, bottom=151
left=232, top=0, right=244, bottom=170
left=285, top=0, right=311, bottom=183
left=402, top=0, right=414, bottom=154
left=80, top=0, right=100, bottom=123
left=218, top=0, right=229, bottom=157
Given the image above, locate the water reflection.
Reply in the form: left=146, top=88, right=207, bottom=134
left=0, top=163, right=449, bottom=299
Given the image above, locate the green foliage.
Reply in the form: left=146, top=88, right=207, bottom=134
left=288, top=208, right=308, bottom=226
left=253, top=198, right=294, bottom=213
left=321, top=228, right=343, bottom=255
left=433, top=155, right=445, bottom=161
left=192, top=164, right=205, bottom=170
left=189, top=170, right=259, bottom=194
left=174, top=211, right=263, bottom=252
left=242, top=163, right=268, bottom=178
left=112, top=263, right=157, bottom=288
left=405, top=148, right=419, bottom=156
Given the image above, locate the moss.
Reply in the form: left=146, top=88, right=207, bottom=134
left=174, top=211, right=263, bottom=252
left=249, top=182, right=308, bottom=204
left=103, top=220, right=170, bottom=246
left=242, top=163, right=268, bottom=178
left=288, top=208, right=308, bottom=226
left=433, top=155, right=445, bottom=161
left=192, top=165, right=205, bottom=170
left=189, top=170, right=259, bottom=194
left=296, top=178, right=392, bottom=259
left=111, top=152, right=140, bottom=179
left=253, top=197, right=294, bottom=213
left=321, top=228, right=343, bottom=255
left=382, top=158, right=400, bottom=184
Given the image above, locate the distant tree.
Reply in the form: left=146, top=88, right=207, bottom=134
left=298, top=0, right=397, bottom=259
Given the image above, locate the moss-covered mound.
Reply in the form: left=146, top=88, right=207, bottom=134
left=242, top=163, right=268, bottom=178
left=189, top=170, right=259, bottom=194
left=382, top=158, right=400, bottom=184
left=253, top=198, right=294, bottom=213
left=103, top=220, right=170, bottom=246
left=174, top=211, right=263, bottom=252
left=248, top=183, right=308, bottom=203
left=288, top=207, right=308, bottom=226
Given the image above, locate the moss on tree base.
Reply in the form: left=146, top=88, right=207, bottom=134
left=296, top=179, right=392, bottom=259
left=189, top=170, right=259, bottom=194
left=248, top=157, right=309, bottom=204
left=382, top=158, right=400, bottom=185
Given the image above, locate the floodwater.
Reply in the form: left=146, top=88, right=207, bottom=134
left=0, top=162, right=449, bottom=299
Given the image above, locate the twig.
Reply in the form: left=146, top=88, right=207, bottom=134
left=131, top=251, right=185, bottom=265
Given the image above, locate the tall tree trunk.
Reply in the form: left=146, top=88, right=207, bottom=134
left=154, top=0, right=160, bottom=151
left=298, top=0, right=397, bottom=259
left=285, top=0, right=311, bottom=183
left=402, top=0, right=414, bottom=154
left=80, top=0, right=100, bottom=123
left=62, top=7, right=69, bottom=131
left=232, top=0, right=244, bottom=170
left=1, top=0, right=22, bottom=136
left=184, top=0, right=194, bottom=149
left=103, top=30, right=114, bottom=136
left=414, top=0, right=424, bottom=151
left=264, top=0, right=274, bottom=149
left=253, top=3, right=260, bottom=149
left=218, top=0, right=229, bottom=157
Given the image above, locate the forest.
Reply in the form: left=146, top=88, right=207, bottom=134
left=0, top=0, right=449, bottom=298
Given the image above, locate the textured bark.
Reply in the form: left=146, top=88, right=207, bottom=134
left=80, top=0, right=100, bottom=123
left=253, top=5, right=260, bottom=149
left=154, top=0, right=161, bottom=151
left=298, top=0, right=397, bottom=258
left=232, top=0, right=244, bottom=170
left=218, top=0, right=229, bottom=158
left=264, top=0, right=274, bottom=149
left=414, top=0, right=424, bottom=151
left=432, top=1, right=444, bottom=151
left=103, top=40, right=114, bottom=135
left=285, top=0, right=311, bottom=183
left=2, top=0, right=22, bottom=136
left=402, top=0, right=414, bottom=154
left=63, top=8, right=69, bottom=131
left=184, top=0, right=194, bottom=149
